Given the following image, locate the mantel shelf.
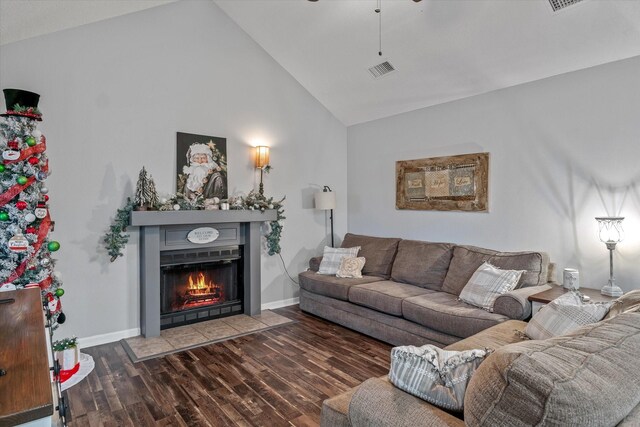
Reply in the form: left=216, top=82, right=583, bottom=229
left=130, top=209, right=277, bottom=227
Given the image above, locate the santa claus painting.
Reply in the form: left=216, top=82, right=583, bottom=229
left=176, top=132, right=228, bottom=201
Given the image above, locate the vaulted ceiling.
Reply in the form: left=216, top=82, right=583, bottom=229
left=2, top=0, right=640, bottom=126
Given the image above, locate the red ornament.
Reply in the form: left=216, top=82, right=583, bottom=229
left=16, top=201, right=27, bottom=210
left=7, top=140, right=18, bottom=149
left=28, top=157, right=39, bottom=165
left=43, top=195, right=49, bottom=202
left=26, top=227, right=36, bottom=234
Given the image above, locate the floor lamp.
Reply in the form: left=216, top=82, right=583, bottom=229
left=315, top=186, right=336, bottom=247
left=596, top=216, right=624, bottom=297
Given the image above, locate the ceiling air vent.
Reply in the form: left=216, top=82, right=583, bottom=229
left=548, top=0, right=584, bottom=12
left=368, top=61, right=396, bottom=79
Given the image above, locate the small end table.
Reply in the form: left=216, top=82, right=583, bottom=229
left=528, top=285, right=617, bottom=316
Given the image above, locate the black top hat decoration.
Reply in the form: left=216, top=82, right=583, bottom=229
left=1, top=89, right=42, bottom=121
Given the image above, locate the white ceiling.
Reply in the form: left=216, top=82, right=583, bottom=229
left=1, top=0, right=639, bottom=126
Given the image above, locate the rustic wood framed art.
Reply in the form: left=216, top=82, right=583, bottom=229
left=396, top=152, right=489, bottom=212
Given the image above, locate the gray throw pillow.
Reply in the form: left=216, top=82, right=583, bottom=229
left=317, top=246, right=360, bottom=275
left=389, top=344, right=492, bottom=411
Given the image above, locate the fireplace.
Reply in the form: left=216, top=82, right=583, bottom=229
left=131, top=210, right=277, bottom=338
left=159, top=246, right=243, bottom=329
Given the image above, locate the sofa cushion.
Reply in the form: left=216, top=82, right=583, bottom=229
left=442, top=245, right=549, bottom=296
left=458, top=262, right=524, bottom=312
left=403, top=293, right=509, bottom=338
left=444, top=320, right=527, bottom=352
left=298, top=270, right=383, bottom=301
left=341, top=233, right=401, bottom=279
left=349, top=281, right=434, bottom=316
left=464, top=312, right=640, bottom=427
left=390, top=240, right=454, bottom=291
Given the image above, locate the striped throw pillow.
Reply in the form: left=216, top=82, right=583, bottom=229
left=459, top=262, right=524, bottom=312
left=389, top=344, right=492, bottom=411
left=525, top=291, right=613, bottom=340
left=317, top=246, right=360, bottom=275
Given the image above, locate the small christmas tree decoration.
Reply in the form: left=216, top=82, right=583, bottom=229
left=16, top=200, right=27, bottom=210
left=48, top=241, right=61, bottom=252
left=134, top=166, right=159, bottom=210
left=24, top=212, right=36, bottom=222
left=8, top=233, right=29, bottom=252
left=28, top=157, right=39, bottom=165
left=17, top=176, right=28, bottom=185
left=0, top=211, right=8, bottom=221
left=35, top=202, right=47, bottom=219
left=25, top=136, right=36, bottom=146
left=55, top=288, right=64, bottom=297
left=3, top=150, right=19, bottom=161
left=0, top=165, right=4, bottom=173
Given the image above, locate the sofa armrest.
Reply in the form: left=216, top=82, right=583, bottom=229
left=494, top=284, right=552, bottom=320
left=348, top=377, right=465, bottom=427
left=309, top=256, right=323, bottom=272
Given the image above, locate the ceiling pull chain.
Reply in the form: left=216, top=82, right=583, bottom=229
left=376, top=0, right=382, bottom=56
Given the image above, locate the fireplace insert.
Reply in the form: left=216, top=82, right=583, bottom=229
left=159, top=246, right=243, bottom=329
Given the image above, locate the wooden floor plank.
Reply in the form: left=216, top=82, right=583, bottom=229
left=66, top=305, right=392, bottom=427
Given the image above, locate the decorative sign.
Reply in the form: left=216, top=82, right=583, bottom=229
left=35, top=207, right=48, bottom=219
left=187, top=227, right=220, bottom=244
left=8, top=234, right=29, bottom=252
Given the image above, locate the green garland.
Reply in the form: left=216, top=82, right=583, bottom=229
left=104, top=191, right=285, bottom=261
left=103, top=197, right=135, bottom=262
left=52, top=336, right=78, bottom=352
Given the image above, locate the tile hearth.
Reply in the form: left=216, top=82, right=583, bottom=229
left=121, top=310, right=294, bottom=362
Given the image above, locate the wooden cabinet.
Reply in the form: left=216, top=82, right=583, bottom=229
left=0, top=288, right=53, bottom=426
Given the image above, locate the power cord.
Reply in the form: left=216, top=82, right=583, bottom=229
left=278, top=252, right=299, bottom=285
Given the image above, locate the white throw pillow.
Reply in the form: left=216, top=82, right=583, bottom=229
left=317, top=246, right=360, bottom=275
left=459, top=262, right=524, bottom=312
left=336, top=257, right=366, bottom=279
left=525, top=291, right=613, bottom=340
left=389, top=344, right=493, bottom=411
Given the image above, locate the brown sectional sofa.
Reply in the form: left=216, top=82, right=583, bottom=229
left=299, top=233, right=556, bottom=347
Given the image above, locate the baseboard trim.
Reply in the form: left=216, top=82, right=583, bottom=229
left=261, top=297, right=299, bottom=310
left=80, top=328, right=140, bottom=349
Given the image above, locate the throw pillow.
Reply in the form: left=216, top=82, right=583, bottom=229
left=459, top=262, right=524, bottom=312
left=525, top=291, right=613, bottom=340
left=389, top=344, right=493, bottom=411
left=317, top=246, right=360, bottom=275
left=336, top=256, right=366, bottom=279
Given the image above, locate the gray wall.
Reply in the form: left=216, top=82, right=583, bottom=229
left=0, top=0, right=347, bottom=340
left=348, top=56, right=640, bottom=292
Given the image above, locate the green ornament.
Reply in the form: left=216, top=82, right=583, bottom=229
left=55, top=288, right=65, bottom=297
left=17, top=176, right=28, bottom=185
left=25, top=136, right=37, bottom=147
left=0, top=212, right=8, bottom=221
left=0, top=165, right=5, bottom=173
left=48, top=241, right=61, bottom=252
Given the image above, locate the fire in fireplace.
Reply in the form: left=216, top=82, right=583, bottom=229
left=159, top=246, right=243, bottom=329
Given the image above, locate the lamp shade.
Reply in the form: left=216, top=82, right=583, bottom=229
left=315, top=191, right=336, bottom=210
left=255, top=146, right=270, bottom=168
left=596, top=217, right=624, bottom=243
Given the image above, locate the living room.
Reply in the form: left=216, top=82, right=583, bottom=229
left=0, top=0, right=638, bottom=426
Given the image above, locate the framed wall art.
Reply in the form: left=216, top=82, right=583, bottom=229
left=176, top=132, right=228, bottom=201
left=396, top=152, right=489, bottom=212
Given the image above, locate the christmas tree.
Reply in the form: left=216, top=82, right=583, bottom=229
left=0, top=89, right=65, bottom=326
left=134, top=166, right=159, bottom=209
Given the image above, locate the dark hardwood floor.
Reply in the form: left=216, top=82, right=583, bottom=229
left=65, top=305, right=392, bottom=426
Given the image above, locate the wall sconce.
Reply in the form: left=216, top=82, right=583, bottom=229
left=596, top=216, right=624, bottom=297
left=255, top=146, right=270, bottom=196
left=315, top=186, right=336, bottom=247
